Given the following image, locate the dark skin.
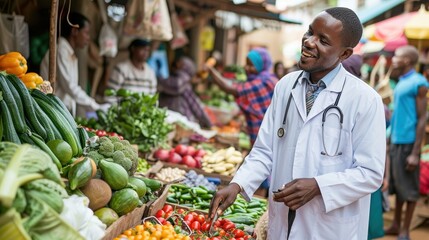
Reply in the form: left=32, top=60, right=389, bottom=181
left=130, top=45, right=151, bottom=70
left=385, top=46, right=428, bottom=238
left=207, top=57, right=258, bottom=97
left=209, top=11, right=353, bottom=219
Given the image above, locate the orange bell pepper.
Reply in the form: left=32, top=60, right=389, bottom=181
left=0, top=52, right=28, bottom=76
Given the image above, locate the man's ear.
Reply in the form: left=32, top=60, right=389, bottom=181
left=70, top=27, right=79, bottom=37
left=339, top=47, right=353, bottom=61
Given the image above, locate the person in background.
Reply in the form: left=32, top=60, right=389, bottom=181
left=343, top=54, right=388, bottom=240
left=273, top=61, right=286, bottom=80
left=209, top=7, right=386, bottom=239
left=207, top=47, right=278, bottom=145
left=40, top=12, right=109, bottom=117
left=106, top=39, right=157, bottom=97
left=384, top=45, right=429, bottom=240
left=158, top=56, right=212, bottom=128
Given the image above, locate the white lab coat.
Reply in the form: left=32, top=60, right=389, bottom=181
left=232, top=65, right=386, bottom=240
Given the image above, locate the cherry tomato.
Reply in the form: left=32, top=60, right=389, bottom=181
left=223, top=222, right=236, bottom=231
left=190, top=221, right=201, bottom=231
left=184, top=214, right=194, bottom=222
left=219, top=229, right=226, bottom=236
left=96, top=129, right=106, bottom=136
left=155, top=209, right=165, bottom=218
left=233, top=229, right=245, bottom=238
left=196, top=214, right=205, bottom=224
left=211, top=238, right=221, bottom=240
left=236, top=238, right=244, bottom=240
left=229, top=238, right=236, bottom=240
left=201, top=222, right=211, bottom=231
left=162, top=204, right=174, bottom=213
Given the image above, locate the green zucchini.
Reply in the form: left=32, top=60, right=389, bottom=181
left=34, top=97, right=80, bottom=156
left=7, top=74, right=47, bottom=140
left=29, top=96, right=56, bottom=141
left=77, top=126, right=89, bottom=149
left=68, top=157, right=93, bottom=190
left=47, top=93, right=78, bottom=129
left=0, top=106, right=3, bottom=141
left=0, top=100, right=21, bottom=143
left=28, top=132, right=62, bottom=171
left=0, top=74, right=26, bottom=133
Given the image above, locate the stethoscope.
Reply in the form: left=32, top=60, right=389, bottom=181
left=277, top=71, right=346, bottom=157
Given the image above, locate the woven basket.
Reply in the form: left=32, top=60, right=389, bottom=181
left=254, top=210, right=269, bottom=240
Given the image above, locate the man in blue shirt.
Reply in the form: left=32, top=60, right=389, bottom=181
left=385, top=45, right=429, bottom=240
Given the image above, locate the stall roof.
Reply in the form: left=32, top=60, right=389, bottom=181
left=175, top=0, right=302, bottom=24
left=358, top=0, right=405, bottom=24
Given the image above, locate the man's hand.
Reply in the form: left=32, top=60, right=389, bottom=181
left=381, top=177, right=389, bottom=192
left=273, top=178, right=321, bottom=210
left=406, top=154, right=419, bottom=171
left=209, top=183, right=241, bottom=220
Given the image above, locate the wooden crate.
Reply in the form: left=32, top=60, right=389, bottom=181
left=102, top=204, right=146, bottom=240
left=143, top=184, right=171, bottom=218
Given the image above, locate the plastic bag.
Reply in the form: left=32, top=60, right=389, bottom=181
left=123, top=0, right=172, bottom=41
left=0, top=13, right=29, bottom=58
left=98, top=23, right=118, bottom=57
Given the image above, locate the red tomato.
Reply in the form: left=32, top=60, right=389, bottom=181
left=158, top=217, right=167, bottom=225
left=211, top=238, right=221, bottom=240
left=184, top=213, right=194, bottom=222
left=164, top=211, right=173, bottom=219
left=96, top=130, right=106, bottom=136
left=155, top=209, right=165, bottom=218
left=219, top=229, right=226, bottom=236
left=223, top=222, right=236, bottom=231
left=233, top=229, right=245, bottom=238
left=201, top=222, right=211, bottom=231
left=236, top=238, right=244, bottom=240
left=177, top=208, right=185, bottom=214
left=190, top=221, right=201, bottom=230
left=214, top=220, right=221, bottom=227
left=229, top=238, right=236, bottom=240
left=196, top=214, right=205, bottom=224
left=191, top=212, right=199, bottom=217
left=185, top=220, right=192, bottom=227
left=162, top=204, right=174, bottom=213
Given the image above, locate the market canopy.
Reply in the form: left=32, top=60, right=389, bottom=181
left=174, top=0, right=301, bottom=24
left=358, top=0, right=405, bottom=25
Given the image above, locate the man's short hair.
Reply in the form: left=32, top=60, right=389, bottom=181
left=60, top=12, right=90, bottom=38
left=397, top=45, right=419, bottom=66
left=128, top=38, right=151, bottom=51
left=325, top=7, right=363, bottom=48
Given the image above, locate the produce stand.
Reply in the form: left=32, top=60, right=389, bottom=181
left=101, top=204, right=147, bottom=240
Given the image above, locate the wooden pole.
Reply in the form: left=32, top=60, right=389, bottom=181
left=49, top=0, right=59, bottom=91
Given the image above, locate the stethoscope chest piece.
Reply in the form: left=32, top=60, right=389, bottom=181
left=277, top=128, right=285, bottom=138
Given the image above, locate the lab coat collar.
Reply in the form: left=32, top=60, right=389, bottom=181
left=292, top=65, right=348, bottom=121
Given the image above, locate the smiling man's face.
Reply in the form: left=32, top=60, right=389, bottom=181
left=298, top=12, right=349, bottom=82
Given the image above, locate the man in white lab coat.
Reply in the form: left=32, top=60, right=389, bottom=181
left=209, top=7, right=386, bottom=240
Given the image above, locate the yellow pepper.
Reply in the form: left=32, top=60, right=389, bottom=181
left=20, top=72, right=44, bottom=86
left=0, top=52, right=28, bottom=77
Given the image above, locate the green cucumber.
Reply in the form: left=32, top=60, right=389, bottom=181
left=7, top=74, right=47, bottom=140
left=137, top=177, right=163, bottom=191
left=0, top=73, right=26, bottom=133
left=32, top=100, right=62, bottom=140
left=0, top=100, right=21, bottom=143
left=28, top=132, right=62, bottom=171
left=33, top=97, right=80, bottom=156
left=77, top=126, right=89, bottom=149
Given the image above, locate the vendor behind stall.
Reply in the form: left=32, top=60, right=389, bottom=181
left=158, top=56, right=212, bottom=129
left=207, top=47, right=278, bottom=145
left=40, top=12, right=109, bottom=117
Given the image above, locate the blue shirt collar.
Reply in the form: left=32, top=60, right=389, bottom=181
left=400, top=69, right=416, bottom=80
left=301, top=63, right=342, bottom=87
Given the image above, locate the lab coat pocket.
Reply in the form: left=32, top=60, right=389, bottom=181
left=318, top=201, right=360, bottom=239
left=319, top=124, right=346, bottom=167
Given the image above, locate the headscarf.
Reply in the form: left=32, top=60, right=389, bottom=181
left=246, top=48, right=274, bottom=82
